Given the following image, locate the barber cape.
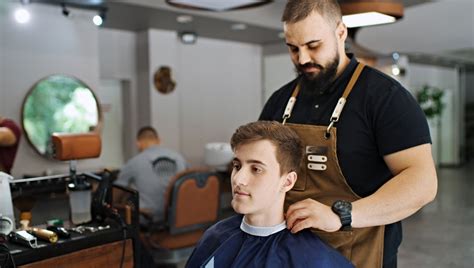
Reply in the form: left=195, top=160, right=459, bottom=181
left=185, top=215, right=354, bottom=268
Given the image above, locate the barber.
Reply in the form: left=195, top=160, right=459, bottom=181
left=0, top=115, right=21, bottom=174
left=259, top=1, right=437, bottom=267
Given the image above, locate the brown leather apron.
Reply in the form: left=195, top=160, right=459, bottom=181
left=283, top=63, right=385, bottom=268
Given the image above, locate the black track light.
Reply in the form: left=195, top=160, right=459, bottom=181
left=61, top=3, right=70, bottom=17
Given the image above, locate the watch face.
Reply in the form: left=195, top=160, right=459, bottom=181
left=333, top=200, right=352, bottom=212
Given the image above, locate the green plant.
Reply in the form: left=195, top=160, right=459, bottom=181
left=416, top=84, right=444, bottom=119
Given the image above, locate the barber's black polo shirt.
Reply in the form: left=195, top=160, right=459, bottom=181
left=259, top=55, right=431, bottom=263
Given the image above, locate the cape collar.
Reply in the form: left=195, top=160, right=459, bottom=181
left=240, top=217, right=287, bottom=237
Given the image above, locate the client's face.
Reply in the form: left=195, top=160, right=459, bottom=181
left=231, top=140, right=286, bottom=222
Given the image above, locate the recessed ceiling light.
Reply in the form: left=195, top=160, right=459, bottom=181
left=391, top=65, right=401, bottom=76
left=14, top=8, right=30, bottom=24
left=179, top=32, right=197, bottom=44
left=392, top=52, right=400, bottom=61
left=231, top=23, right=247, bottom=31
left=93, top=15, right=103, bottom=26
left=176, top=15, right=193, bottom=23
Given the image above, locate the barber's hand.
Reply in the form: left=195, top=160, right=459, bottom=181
left=286, top=198, right=341, bottom=233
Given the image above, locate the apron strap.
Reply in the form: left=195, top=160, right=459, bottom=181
left=282, top=83, right=300, bottom=125
left=326, top=63, right=365, bottom=137
left=281, top=63, right=366, bottom=128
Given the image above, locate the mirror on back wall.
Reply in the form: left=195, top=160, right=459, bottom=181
left=21, top=74, right=102, bottom=158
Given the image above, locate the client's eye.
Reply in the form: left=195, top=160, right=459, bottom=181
left=232, top=162, right=241, bottom=170
left=252, top=166, right=263, bottom=174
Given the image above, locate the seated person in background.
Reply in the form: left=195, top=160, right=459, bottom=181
left=186, top=121, right=354, bottom=267
left=114, top=126, right=187, bottom=223
left=0, top=115, right=21, bottom=174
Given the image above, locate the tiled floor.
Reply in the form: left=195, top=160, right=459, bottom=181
left=398, top=161, right=474, bottom=268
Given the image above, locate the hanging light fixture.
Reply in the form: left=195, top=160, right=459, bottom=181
left=165, top=0, right=273, bottom=12
left=339, top=0, right=404, bottom=28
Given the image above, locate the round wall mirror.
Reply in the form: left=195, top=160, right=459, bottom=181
left=21, top=75, right=101, bottom=158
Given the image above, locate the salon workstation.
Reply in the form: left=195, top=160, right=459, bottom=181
left=1, top=0, right=474, bottom=267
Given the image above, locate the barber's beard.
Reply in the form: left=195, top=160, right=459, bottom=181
left=297, top=53, right=339, bottom=94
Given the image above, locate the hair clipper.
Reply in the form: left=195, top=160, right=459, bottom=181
left=9, top=230, right=38, bottom=248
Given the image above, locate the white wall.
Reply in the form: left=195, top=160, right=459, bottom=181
left=263, top=53, right=295, bottom=104
left=409, top=64, right=462, bottom=165
left=146, top=29, right=263, bottom=164
left=0, top=3, right=111, bottom=177
left=99, top=29, right=137, bottom=81
left=148, top=30, right=181, bottom=153
left=97, top=79, right=124, bottom=169
left=98, top=28, right=138, bottom=160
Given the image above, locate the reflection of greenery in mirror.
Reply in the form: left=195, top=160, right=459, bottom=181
left=22, top=75, right=99, bottom=157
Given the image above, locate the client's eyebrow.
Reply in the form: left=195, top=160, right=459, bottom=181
left=233, top=157, right=267, bottom=167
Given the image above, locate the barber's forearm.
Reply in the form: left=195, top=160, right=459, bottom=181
left=351, top=168, right=437, bottom=228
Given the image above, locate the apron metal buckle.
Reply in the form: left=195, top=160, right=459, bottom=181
left=325, top=121, right=335, bottom=139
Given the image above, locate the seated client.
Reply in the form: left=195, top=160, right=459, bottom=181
left=185, top=121, right=354, bottom=267
left=114, top=126, right=187, bottom=222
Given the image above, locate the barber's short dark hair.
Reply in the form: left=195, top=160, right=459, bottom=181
left=137, top=126, right=159, bottom=140
left=282, top=0, right=342, bottom=28
left=230, top=121, right=303, bottom=175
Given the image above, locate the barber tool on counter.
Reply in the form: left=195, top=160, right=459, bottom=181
left=17, top=216, right=58, bottom=244
left=47, top=225, right=70, bottom=239
left=9, top=231, right=38, bottom=248
left=28, top=228, right=58, bottom=243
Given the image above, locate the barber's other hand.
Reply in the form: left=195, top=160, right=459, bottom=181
left=286, top=198, right=341, bottom=233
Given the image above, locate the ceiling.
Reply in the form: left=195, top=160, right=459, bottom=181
left=31, top=0, right=434, bottom=45
left=30, top=0, right=474, bottom=67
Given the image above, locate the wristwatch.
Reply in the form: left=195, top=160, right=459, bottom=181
left=331, top=200, right=352, bottom=231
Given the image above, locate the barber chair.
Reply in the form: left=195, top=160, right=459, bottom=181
left=141, top=168, right=221, bottom=267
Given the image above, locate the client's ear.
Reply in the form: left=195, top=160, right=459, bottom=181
left=282, top=171, right=297, bottom=193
